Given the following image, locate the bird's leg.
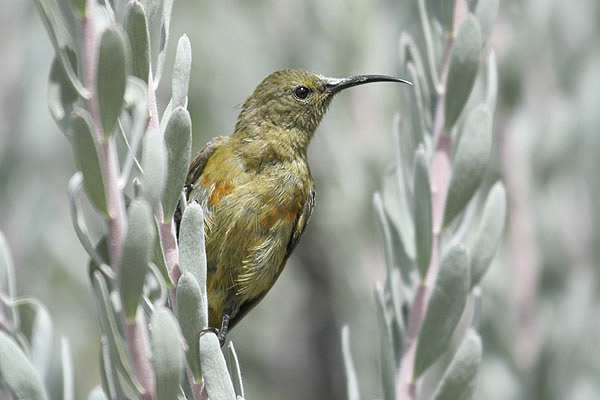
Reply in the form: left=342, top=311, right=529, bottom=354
left=217, top=313, right=230, bottom=347
left=199, top=313, right=230, bottom=347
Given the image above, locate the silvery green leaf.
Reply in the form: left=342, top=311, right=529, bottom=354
left=373, top=192, right=395, bottom=279
left=444, top=17, right=482, bottom=130
left=413, top=147, right=433, bottom=279
left=406, top=62, right=426, bottom=146
left=427, top=0, right=455, bottom=34
left=120, top=77, right=148, bottom=185
left=71, top=109, right=109, bottom=215
left=176, top=272, right=206, bottom=381
left=150, top=308, right=184, bottom=400
left=163, top=107, right=192, bottom=223
left=87, top=387, right=109, bottom=400
left=141, top=128, right=167, bottom=210
left=68, top=174, right=112, bottom=275
left=179, top=203, right=207, bottom=298
left=431, top=331, right=482, bottom=400
left=99, top=336, right=124, bottom=400
left=486, top=51, right=498, bottom=113
left=119, top=199, right=155, bottom=321
left=375, top=285, right=395, bottom=400
left=382, top=143, right=415, bottom=268
left=398, top=32, right=431, bottom=108
left=33, top=0, right=88, bottom=98
left=226, top=341, right=244, bottom=398
left=470, top=182, right=506, bottom=287
left=443, top=105, right=492, bottom=227
left=92, top=272, right=144, bottom=395
left=341, top=326, right=360, bottom=400
left=126, top=0, right=150, bottom=82
left=97, top=25, right=130, bottom=137
left=0, top=331, right=48, bottom=400
left=414, top=243, right=470, bottom=378
left=159, top=98, right=174, bottom=133
left=0, top=232, right=16, bottom=306
left=61, top=337, right=74, bottom=400
left=154, top=0, right=174, bottom=88
left=14, top=299, right=53, bottom=380
left=172, top=35, right=192, bottom=108
left=48, top=47, right=78, bottom=132
left=474, top=0, right=499, bottom=44
left=152, top=218, right=173, bottom=287
left=199, top=333, right=236, bottom=400
left=139, top=0, right=161, bottom=29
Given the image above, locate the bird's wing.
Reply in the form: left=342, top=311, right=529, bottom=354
left=185, top=136, right=229, bottom=188
left=174, top=136, right=228, bottom=232
left=228, top=188, right=315, bottom=330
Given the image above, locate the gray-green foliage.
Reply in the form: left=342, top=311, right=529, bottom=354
left=343, top=0, right=504, bottom=398
left=0, top=0, right=244, bottom=399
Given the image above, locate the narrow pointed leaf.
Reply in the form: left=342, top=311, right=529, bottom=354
left=163, top=107, right=192, bottom=222
left=71, top=109, right=109, bottom=215
left=61, top=338, right=74, bottom=400
left=470, top=182, right=506, bottom=287
left=99, top=337, right=126, bottom=399
left=199, top=333, right=236, bottom=400
left=406, top=63, right=426, bottom=146
left=0, top=331, right=48, bottom=400
left=427, top=0, right=455, bottom=34
left=92, top=273, right=144, bottom=395
left=15, top=300, right=53, bottom=379
left=119, top=200, right=155, bottom=321
left=33, top=0, right=88, bottom=97
left=486, top=51, right=498, bottom=113
left=373, top=193, right=395, bottom=279
left=414, top=243, right=470, bottom=378
left=475, top=0, right=499, bottom=44
left=48, top=47, right=78, bottom=130
left=152, top=218, right=173, bottom=287
left=374, top=192, right=406, bottom=347
left=176, top=272, right=206, bottom=381
left=126, top=0, right=150, bottom=82
left=172, top=35, right=192, bottom=108
left=150, top=308, right=184, bottom=400
left=154, top=0, right=174, bottom=87
left=413, top=147, right=433, bottom=279
left=0, top=232, right=13, bottom=297
left=375, top=285, right=395, bottom=400
left=226, top=342, right=245, bottom=398
left=431, top=331, right=482, bottom=400
left=141, top=128, right=167, bottom=210
left=179, top=203, right=207, bottom=300
left=97, top=25, right=130, bottom=137
left=341, top=326, right=360, bottom=400
left=443, top=105, right=492, bottom=226
left=444, top=17, right=482, bottom=130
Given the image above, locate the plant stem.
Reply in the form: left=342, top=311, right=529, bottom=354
left=396, top=2, right=464, bottom=395
left=83, top=1, right=154, bottom=397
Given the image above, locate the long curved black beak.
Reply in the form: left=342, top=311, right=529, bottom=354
left=324, top=74, right=412, bottom=94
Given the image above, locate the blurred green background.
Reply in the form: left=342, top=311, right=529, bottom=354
left=1, top=0, right=599, bottom=399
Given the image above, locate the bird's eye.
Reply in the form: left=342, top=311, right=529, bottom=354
left=293, top=86, right=311, bottom=100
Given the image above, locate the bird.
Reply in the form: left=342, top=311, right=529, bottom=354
left=176, top=69, right=410, bottom=345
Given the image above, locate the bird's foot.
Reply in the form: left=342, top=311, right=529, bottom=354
left=199, top=314, right=230, bottom=347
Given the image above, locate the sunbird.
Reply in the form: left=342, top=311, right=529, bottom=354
left=177, top=69, right=410, bottom=344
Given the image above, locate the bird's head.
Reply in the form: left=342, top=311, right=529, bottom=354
left=234, top=69, right=410, bottom=153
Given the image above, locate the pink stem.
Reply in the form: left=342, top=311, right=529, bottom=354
left=396, top=2, right=467, bottom=397
left=82, top=1, right=154, bottom=397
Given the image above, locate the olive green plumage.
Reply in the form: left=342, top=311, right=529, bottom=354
left=177, top=69, right=410, bottom=343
